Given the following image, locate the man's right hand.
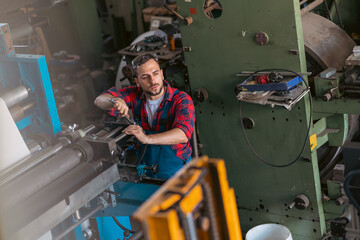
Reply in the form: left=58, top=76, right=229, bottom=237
left=111, top=98, right=129, bottom=117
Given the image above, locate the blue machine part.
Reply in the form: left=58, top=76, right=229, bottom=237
left=94, top=181, right=160, bottom=217
left=86, top=181, right=159, bottom=239
left=0, top=54, right=62, bottom=137
left=72, top=217, right=131, bottom=240
left=136, top=164, right=147, bottom=177
left=0, top=23, right=61, bottom=137
left=0, top=23, right=15, bottom=56
left=96, top=217, right=131, bottom=239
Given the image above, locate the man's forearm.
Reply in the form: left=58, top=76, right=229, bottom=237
left=123, top=125, right=189, bottom=145
left=146, top=128, right=188, bottom=145
left=94, top=93, right=116, bottom=110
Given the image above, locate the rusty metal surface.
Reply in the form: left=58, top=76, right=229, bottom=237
left=302, top=12, right=356, bottom=70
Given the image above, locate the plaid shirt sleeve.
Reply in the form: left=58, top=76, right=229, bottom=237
left=104, top=86, right=139, bottom=116
left=172, top=91, right=195, bottom=140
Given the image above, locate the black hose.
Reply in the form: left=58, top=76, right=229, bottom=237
left=135, top=144, right=148, bottom=165
left=343, top=169, right=360, bottom=212
left=238, top=68, right=312, bottom=168
left=112, top=216, right=136, bottom=234
left=126, top=230, right=144, bottom=240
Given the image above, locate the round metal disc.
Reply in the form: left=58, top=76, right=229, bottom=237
left=302, top=12, right=356, bottom=71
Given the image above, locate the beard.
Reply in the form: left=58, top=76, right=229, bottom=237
left=145, top=83, right=164, bottom=96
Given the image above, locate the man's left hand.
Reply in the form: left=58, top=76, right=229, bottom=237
left=123, top=125, right=149, bottom=144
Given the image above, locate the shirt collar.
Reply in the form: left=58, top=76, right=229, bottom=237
left=140, top=80, right=175, bottom=102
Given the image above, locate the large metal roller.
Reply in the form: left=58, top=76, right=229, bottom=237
left=302, top=12, right=356, bottom=72
left=0, top=148, right=84, bottom=208
left=0, top=137, right=70, bottom=185
left=4, top=161, right=103, bottom=232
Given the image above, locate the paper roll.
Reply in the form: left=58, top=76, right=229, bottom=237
left=0, top=97, right=30, bottom=172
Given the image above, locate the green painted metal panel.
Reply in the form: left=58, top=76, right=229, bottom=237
left=68, top=0, right=103, bottom=68
left=177, top=0, right=325, bottom=238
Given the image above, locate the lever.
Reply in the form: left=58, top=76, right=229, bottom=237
left=163, top=4, right=193, bottom=25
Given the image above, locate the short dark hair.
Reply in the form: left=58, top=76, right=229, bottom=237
left=131, top=52, right=159, bottom=77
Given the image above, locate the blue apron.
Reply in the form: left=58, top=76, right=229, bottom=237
left=139, top=130, right=191, bottom=180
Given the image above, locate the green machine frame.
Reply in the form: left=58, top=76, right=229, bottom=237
left=175, top=1, right=354, bottom=239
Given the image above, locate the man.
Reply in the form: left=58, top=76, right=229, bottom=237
left=94, top=52, right=195, bottom=179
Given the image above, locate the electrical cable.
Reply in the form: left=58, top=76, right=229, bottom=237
left=135, top=144, right=148, bottom=165
left=238, top=68, right=313, bottom=167
left=126, top=230, right=144, bottom=240
left=112, top=216, right=136, bottom=234
left=343, top=169, right=360, bottom=212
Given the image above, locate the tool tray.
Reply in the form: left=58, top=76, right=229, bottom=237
left=238, top=76, right=303, bottom=92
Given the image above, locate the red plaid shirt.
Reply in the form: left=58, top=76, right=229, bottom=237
left=105, top=81, right=195, bottom=161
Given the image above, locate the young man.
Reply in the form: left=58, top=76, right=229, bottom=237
left=94, top=52, right=195, bottom=179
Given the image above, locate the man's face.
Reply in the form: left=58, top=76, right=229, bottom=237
left=134, top=59, right=165, bottom=100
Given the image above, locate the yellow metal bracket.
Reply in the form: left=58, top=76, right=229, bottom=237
left=133, top=156, right=243, bottom=240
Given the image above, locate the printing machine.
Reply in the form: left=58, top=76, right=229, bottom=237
left=0, top=23, right=160, bottom=240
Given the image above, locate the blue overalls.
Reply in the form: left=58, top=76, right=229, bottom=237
left=134, top=91, right=191, bottom=180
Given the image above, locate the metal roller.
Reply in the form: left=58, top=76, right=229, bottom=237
left=0, top=148, right=84, bottom=209
left=0, top=85, right=29, bottom=108
left=5, top=161, right=103, bottom=232
left=8, top=101, right=35, bottom=122
left=0, top=137, right=71, bottom=186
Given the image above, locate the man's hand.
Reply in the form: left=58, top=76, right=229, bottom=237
left=94, top=94, right=129, bottom=115
left=123, top=125, right=149, bottom=144
left=112, top=98, right=129, bottom=117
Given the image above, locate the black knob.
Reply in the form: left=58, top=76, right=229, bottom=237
left=289, top=194, right=310, bottom=210
left=193, top=88, right=208, bottom=103
left=242, top=118, right=255, bottom=129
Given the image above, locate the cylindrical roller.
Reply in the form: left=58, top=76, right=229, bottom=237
left=4, top=161, right=103, bottom=233
left=0, top=86, right=29, bottom=108
left=8, top=101, right=36, bottom=122
left=0, top=148, right=84, bottom=208
left=0, top=137, right=70, bottom=186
